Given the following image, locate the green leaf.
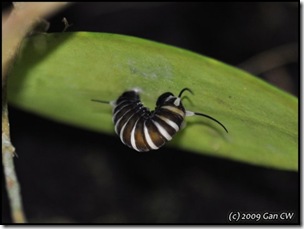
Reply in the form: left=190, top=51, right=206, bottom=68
left=8, top=32, right=298, bottom=171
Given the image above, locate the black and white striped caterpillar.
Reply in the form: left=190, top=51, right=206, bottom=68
left=92, top=88, right=228, bottom=152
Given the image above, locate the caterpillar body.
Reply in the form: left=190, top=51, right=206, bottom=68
left=92, top=88, right=228, bottom=152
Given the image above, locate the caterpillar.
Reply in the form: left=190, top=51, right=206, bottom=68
left=92, top=88, right=228, bottom=152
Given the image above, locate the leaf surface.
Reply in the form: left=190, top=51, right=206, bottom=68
left=8, top=32, right=298, bottom=171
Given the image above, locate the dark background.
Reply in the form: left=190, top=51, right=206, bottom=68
left=2, top=2, right=299, bottom=224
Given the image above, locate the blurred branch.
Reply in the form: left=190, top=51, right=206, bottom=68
left=2, top=2, right=70, bottom=223
left=2, top=2, right=69, bottom=80
left=238, top=43, right=298, bottom=75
